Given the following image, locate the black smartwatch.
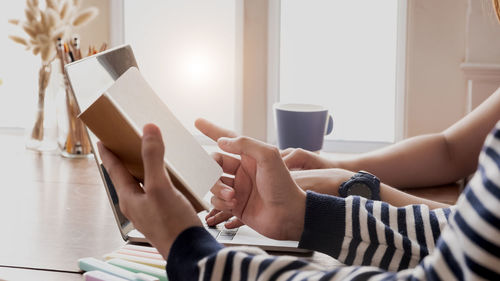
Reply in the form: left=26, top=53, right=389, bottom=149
left=339, top=171, right=381, bottom=200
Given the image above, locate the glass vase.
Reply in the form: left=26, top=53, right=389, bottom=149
left=25, top=62, right=58, bottom=152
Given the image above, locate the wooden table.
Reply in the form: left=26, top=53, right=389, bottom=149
left=0, top=267, right=83, bottom=281
left=401, top=184, right=460, bottom=206
left=0, top=131, right=461, bottom=280
left=0, top=131, right=125, bottom=280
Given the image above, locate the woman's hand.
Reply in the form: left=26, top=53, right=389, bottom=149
left=281, top=148, right=337, bottom=170
left=98, top=124, right=202, bottom=259
left=291, top=168, right=354, bottom=196
left=195, top=118, right=336, bottom=171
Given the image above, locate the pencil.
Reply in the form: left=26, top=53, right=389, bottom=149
left=56, top=38, right=67, bottom=65
left=72, top=34, right=82, bottom=60
left=63, top=43, right=72, bottom=63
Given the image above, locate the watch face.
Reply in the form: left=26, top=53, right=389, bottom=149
left=348, top=182, right=372, bottom=198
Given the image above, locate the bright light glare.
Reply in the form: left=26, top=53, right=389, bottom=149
left=124, top=0, right=236, bottom=134
left=183, top=54, right=212, bottom=84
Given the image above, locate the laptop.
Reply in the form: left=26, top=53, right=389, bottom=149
left=65, top=45, right=307, bottom=253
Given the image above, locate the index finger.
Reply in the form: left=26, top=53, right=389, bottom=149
left=195, top=118, right=238, bottom=142
left=218, top=136, right=281, bottom=165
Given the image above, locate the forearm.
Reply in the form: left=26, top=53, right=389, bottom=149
left=293, top=169, right=449, bottom=209
left=380, top=183, right=450, bottom=209
left=333, top=134, right=465, bottom=188
left=333, top=89, right=500, bottom=188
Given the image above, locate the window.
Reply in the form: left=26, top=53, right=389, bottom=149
left=121, top=0, right=238, bottom=134
left=113, top=0, right=406, bottom=151
left=277, top=0, right=406, bottom=151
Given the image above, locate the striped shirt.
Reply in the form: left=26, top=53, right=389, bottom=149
left=166, top=121, right=500, bottom=281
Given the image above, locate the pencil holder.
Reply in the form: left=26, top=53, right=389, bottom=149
left=58, top=60, right=93, bottom=159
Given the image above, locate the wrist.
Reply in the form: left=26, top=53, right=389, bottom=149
left=149, top=235, right=174, bottom=260
left=331, top=157, right=361, bottom=172
left=153, top=217, right=203, bottom=259
left=283, top=188, right=306, bottom=241
left=327, top=169, right=354, bottom=196
left=325, top=158, right=341, bottom=169
left=338, top=171, right=381, bottom=200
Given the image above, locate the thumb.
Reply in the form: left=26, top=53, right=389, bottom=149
left=142, top=124, right=170, bottom=189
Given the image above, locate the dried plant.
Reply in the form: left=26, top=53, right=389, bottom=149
left=31, top=64, right=52, bottom=141
left=8, top=0, right=98, bottom=145
left=8, top=0, right=99, bottom=63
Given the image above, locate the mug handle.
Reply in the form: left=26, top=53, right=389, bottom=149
left=325, top=115, right=333, bottom=135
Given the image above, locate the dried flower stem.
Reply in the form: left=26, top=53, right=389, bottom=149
left=31, top=63, right=52, bottom=140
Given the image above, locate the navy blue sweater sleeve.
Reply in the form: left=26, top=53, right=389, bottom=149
left=299, top=191, right=346, bottom=257
left=166, top=226, right=223, bottom=281
left=299, top=191, right=451, bottom=271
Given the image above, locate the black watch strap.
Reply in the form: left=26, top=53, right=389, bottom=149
left=339, top=171, right=381, bottom=200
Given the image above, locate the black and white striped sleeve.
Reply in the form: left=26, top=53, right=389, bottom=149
left=165, top=195, right=453, bottom=280
left=298, top=191, right=453, bottom=271
left=166, top=122, right=500, bottom=281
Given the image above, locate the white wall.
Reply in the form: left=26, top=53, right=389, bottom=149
left=466, top=0, right=500, bottom=63
left=405, top=0, right=500, bottom=137
left=405, top=0, right=468, bottom=137
left=74, top=0, right=110, bottom=55
left=462, top=0, right=500, bottom=112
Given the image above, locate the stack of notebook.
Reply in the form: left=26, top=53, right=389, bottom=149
left=78, top=245, right=167, bottom=281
